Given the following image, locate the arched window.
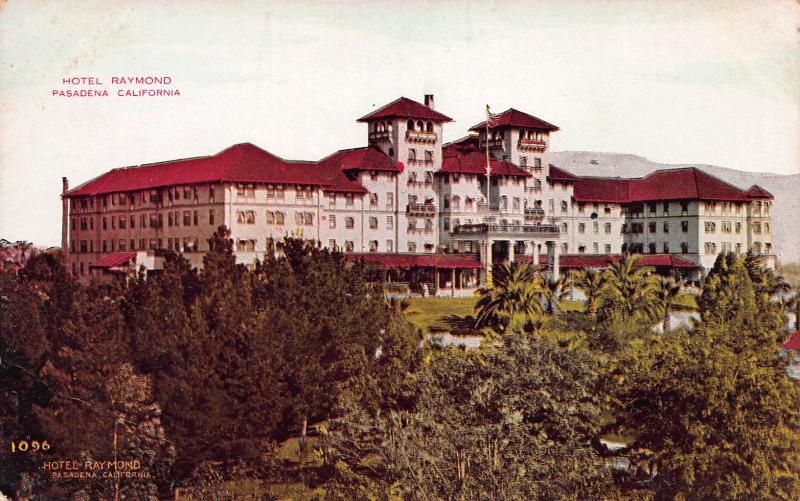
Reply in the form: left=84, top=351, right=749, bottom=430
left=534, top=179, right=542, bottom=190
left=451, top=196, right=460, bottom=210
left=426, top=121, right=433, bottom=132
left=416, top=120, right=424, bottom=131
left=561, top=200, right=568, bottom=212
left=407, top=119, right=414, bottom=130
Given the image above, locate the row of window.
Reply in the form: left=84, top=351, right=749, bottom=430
left=70, top=185, right=211, bottom=212
left=704, top=221, right=769, bottom=234
left=704, top=201, right=770, bottom=215
left=623, top=220, right=690, bottom=234
left=70, top=236, right=200, bottom=254
left=72, top=210, right=212, bottom=232
left=704, top=242, right=771, bottom=255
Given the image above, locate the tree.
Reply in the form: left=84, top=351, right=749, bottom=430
left=474, top=261, right=546, bottom=334
left=571, top=268, right=606, bottom=319
left=601, top=254, right=657, bottom=319
left=613, top=254, right=800, bottom=499
left=646, top=276, right=685, bottom=332
left=326, top=335, right=615, bottom=500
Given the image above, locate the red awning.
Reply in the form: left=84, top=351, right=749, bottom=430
left=345, top=253, right=483, bottom=269
left=516, top=254, right=698, bottom=270
left=90, top=252, right=136, bottom=269
left=781, top=331, right=800, bottom=352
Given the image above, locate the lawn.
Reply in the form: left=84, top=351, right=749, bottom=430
left=405, top=297, right=477, bottom=334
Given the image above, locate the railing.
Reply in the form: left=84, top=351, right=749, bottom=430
left=452, top=223, right=560, bottom=235
left=369, top=130, right=391, bottom=141
left=518, top=139, right=547, bottom=150
left=406, top=203, right=436, bottom=216
left=525, top=208, right=545, bottom=215
left=476, top=202, right=501, bottom=212
left=406, top=130, right=437, bottom=143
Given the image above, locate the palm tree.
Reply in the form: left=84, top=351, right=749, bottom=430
left=571, top=269, right=606, bottom=319
left=542, top=275, right=569, bottom=315
left=601, top=254, right=658, bottom=317
left=648, top=276, right=686, bottom=332
left=474, top=261, right=546, bottom=334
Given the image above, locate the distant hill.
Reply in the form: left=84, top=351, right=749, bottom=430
left=549, top=151, right=800, bottom=264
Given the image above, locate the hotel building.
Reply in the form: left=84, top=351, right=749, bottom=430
left=61, top=95, right=774, bottom=291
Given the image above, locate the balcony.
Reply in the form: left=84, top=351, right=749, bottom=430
left=452, top=223, right=559, bottom=237
left=524, top=208, right=545, bottom=221
left=476, top=202, right=501, bottom=212
left=518, top=139, right=547, bottom=151
left=369, top=130, right=391, bottom=142
left=406, top=203, right=436, bottom=216
left=406, top=130, right=437, bottom=143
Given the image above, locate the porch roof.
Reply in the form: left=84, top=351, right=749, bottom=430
left=345, top=253, right=483, bottom=269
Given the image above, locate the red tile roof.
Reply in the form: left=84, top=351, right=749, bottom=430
left=516, top=253, right=698, bottom=270
left=357, top=97, right=453, bottom=123
left=744, top=184, right=774, bottom=199
left=345, top=253, right=483, bottom=269
left=471, top=108, right=559, bottom=131
left=780, top=331, right=800, bottom=352
left=90, top=252, right=136, bottom=269
left=548, top=165, right=580, bottom=182
left=319, top=146, right=401, bottom=173
left=66, top=143, right=369, bottom=197
left=441, top=139, right=530, bottom=177
left=571, top=167, right=752, bottom=203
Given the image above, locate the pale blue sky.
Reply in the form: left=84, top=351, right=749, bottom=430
left=1, top=0, right=798, bottom=246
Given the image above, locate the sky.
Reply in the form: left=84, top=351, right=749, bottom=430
left=1, top=0, right=798, bottom=247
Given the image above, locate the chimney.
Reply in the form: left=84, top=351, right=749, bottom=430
left=424, top=94, right=434, bottom=110
left=62, top=176, right=69, bottom=194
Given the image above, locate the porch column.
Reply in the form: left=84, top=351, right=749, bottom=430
left=553, top=241, right=561, bottom=280
left=484, top=239, right=493, bottom=285
left=435, top=268, right=440, bottom=292
left=508, top=240, right=515, bottom=263
left=451, top=268, right=456, bottom=297
left=532, top=241, right=539, bottom=269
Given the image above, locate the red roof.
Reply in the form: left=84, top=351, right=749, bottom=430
left=744, top=184, right=774, bottom=199
left=357, top=97, right=452, bottom=123
left=66, top=143, right=369, bottom=197
left=571, top=167, right=752, bottom=203
left=90, top=252, right=136, bottom=269
left=441, top=139, right=530, bottom=177
left=516, top=253, right=698, bottom=270
left=345, top=253, right=483, bottom=269
left=780, top=331, right=800, bottom=352
left=319, top=146, right=401, bottom=173
left=471, top=108, right=559, bottom=131
left=548, top=165, right=580, bottom=182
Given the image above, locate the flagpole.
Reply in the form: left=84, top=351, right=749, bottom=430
left=485, top=104, right=491, bottom=210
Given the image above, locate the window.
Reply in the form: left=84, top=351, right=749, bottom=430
left=369, top=193, right=378, bottom=208
left=765, top=223, right=770, bottom=234
left=346, top=217, right=355, bottom=229
left=704, top=221, right=716, bottom=233
left=424, top=150, right=433, bottom=164
left=407, top=241, right=417, bottom=252
left=369, top=216, right=378, bottom=229
left=452, top=196, right=461, bottom=210
left=593, top=221, right=599, bottom=234
left=681, top=201, right=689, bottom=215
left=681, top=242, right=689, bottom=254
left=578, top=203, right=585, bottom=214
left=604, top=223, right=612, bottom=234
left=237, top=210, right=256, bottom=224
left=663, top=221, right=669, bottom=233
left=209, top=209, right=215, bottom=225
left=183, top=211, right=192, bottom=226
left=605, top=244, right=611, bottom=254
left=387, top=215, right=393, bottom=230
left=593, top=243, right=599, bottom=253
left=328, top=193, right=336, bottom=207
left=578, top=245, right=586, bottom=254
left=561, top=201, right=568, bottom=213
left=345, top=194, right=355, bottom=207
left=520, top=157, right=527, bottom=168
left=500, top=196, right=508, bottom=210
left=345, top=240, right=354, bottom=252
left=118, top=216, right=126, bottom=229
left=534, top=157, right=542, bottom=168
left=328, top=239, right=336, bottom=250
left=443, top=217, right=450, bottom=231
left=408, top=148, right=417, bottom=163
left=329, top=214, right=336, bottom=229
left=561, top=222, right=568, bottom=233
left=236, top=239, right=256, bottom=252
left=648, top=222, right=656, bottom=233
left=424, top=219, right=433, bottom=233
left=386, top=240, right=393, bottom=252
left=649, top=203, right=656, bottom=215
left=303, top=212, right=313, bottom=226
left=275, top=212, right=285, bottom=225
left=649, top=243, right=656, bottom=254
left=193, top=210, right=198, bottom=225
left=386, top=192, right=393, bottom=209
left=681, top=220, right=689, bottom=233
left=735, top=221, right=742, bottom=233
left=604, top=206, right=612, bottom=215
left=578, top=223, right=586, bottom=234
left=752, top=222, right=762, bottom=234
left=130, top=215, right=135, bottom=228
left=561, top=242, right=568, bottom=253
left=369, top=240, right=378, bottom=252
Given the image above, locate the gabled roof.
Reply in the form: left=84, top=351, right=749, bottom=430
left=470, top=108, right=559, bottom=131
left=547, top=165, right=580, bottom=182
left=345, top=253, right=483, bottom=269
left=318, top=146, right=401, bottom=173
left=66, top=142, right=369, bottom=197
left=570, top=167, right=752, bottom=203
left=744, top=184, right=774, bottom=199
left=357, top=97, right=452, bottom=123
left=90, top=252, right=136, bottom=269
left=440, top=138, right=530, bottom=177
